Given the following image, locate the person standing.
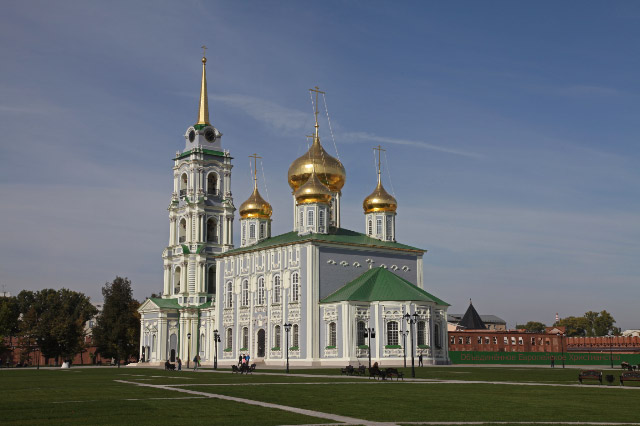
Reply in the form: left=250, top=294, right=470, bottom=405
left=550, top=355, right=555, bottom=368
left=193, top=355, right=199, bottom=371
left=239, top=354, right=243, bottom=366
left=418, top=353, right=423, bottom=367
left=177, top=357, right=182, bottom=371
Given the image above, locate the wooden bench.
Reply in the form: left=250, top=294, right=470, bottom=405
left=341, top=365, right=355, bottom=375
left=620, top=371, right=640, bottom=386
left=578, top=370, right=602, bottom=385
left=369, top=367, right=386, bottom=380
left=384, top=368, right=404, bottom=381
left=354, top=365, right=366, bottom=376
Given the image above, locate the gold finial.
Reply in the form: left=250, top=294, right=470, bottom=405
left=309, top=86, right=325, bottom=139
left=249, top=153, right=262, bottom=190
left=373, top=144, right=386, bottom=184
left=196, top=46, right=210, bottom=125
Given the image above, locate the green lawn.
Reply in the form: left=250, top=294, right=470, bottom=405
left=1, top=366, right=638, bottom=425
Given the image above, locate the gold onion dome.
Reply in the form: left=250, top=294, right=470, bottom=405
left=295, top=170, right=332, bottom=205
left=363, top=176, right=397, bottom=213
left=239, top=187, right=272, bottom=219
left=288, top=137, right=346, bottom=193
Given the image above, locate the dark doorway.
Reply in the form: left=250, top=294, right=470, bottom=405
left=170, top=349, right=176, bottom=362
left=141, top=346, right=145, bottom=362
left=257, top=329, right=266, bottom=357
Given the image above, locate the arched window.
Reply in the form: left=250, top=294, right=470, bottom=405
left=274, top=325, right=281, bottom=349
left=207, top=218, right=217, bottom=243
left=307, top=210, right=314, bottom=226
left=376, top=218, right=383, bottom=235
left=207, top=266, right=216, bottom=295
left=207, top=173, right=218, bottom=195
left=241, top=280, right=249, bottom=307
left=180, top=173, right=188, bottom=197
left=257, top=277, right=265, bottom=305
left=273, top=275, right=281, bottom=304
left=226, top=282, right=233, bottom=308
left=328, top=322, right=337, bottom=347
left=291, top=273, right=300, bottom=302
left=319, top=210, right=325, bottom=228
left=179, top=218, right=187, bottom=243
left=368, top=219, right=373, bottom=235
left=299, top=211, right=304, bottom=228
left=387, top=321, right=399, bottom=346
left=435, top=323, right=442, bottom=349
left=417, top=321, right=426, bottom=346
left=152, top=334, right=156, bottom=353
left=249, top=224, right=256, bottom=239
left=226, top=328, right=232, bottom=349
left=200, top=333, right=205, bottom=354
left=292, top=324, right=299, bottom=348
left=173, top=266, right=182, bottom=294
left=242, top=327, right=249, bottom=350
left=357, top=321, right=366, bottom=346
left=259, top=223, right=265, bottom=238
left=386, top=216, right=392, bottom=239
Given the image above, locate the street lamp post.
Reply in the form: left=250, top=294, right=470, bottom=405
left=284, top=323, right=292, bottom=373
left=213, top=329, right=220, bottom=370
left=560, top=333, right=565, bottom=368
left=608, top=334, right=614, bottom=369
left=187, top=333, right=191, bottom=369
left=404, top=312, right=419, bottom=378
left=400, top=330, right=409, bottom=368
left=364, top=327, right=375, bottom=368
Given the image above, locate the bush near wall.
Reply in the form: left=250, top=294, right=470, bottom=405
left=450, top=351, right=640, bottom=365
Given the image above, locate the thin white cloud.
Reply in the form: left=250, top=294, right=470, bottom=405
left=341, top=131, right=485, bottom=159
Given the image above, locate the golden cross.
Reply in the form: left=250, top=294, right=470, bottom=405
left=373, top=145, right=386, bottom=175
left=201, top=45, right=207, bottom=58
left=309, top=86, right=325, bottom=130
left=249, top=153, right=262, bottom=188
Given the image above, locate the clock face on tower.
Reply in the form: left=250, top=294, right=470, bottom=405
left=188, top=130, right=196, bottom=142
left=204, top=127, right=216, bottom=142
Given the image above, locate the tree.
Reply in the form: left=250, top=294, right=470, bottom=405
left=0, top=296, right=20, bottom=360
left=17, top=289, right=96, bottom=364
left=554, top=310, right=618, bottom=337
left=515, top=321, right=546, bottom=333
left=93, top=277, right=140, bottom=365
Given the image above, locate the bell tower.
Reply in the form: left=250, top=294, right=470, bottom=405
left=162, top=48, right=235, bottom=306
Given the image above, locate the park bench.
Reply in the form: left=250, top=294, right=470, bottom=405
left=354, top=365, right=366, bottom=375
left=341, top=365, right=355, bottom=375
left=578, top=370, right=602, bottom=385
left=164, top=361, right=176, bottom=371
left=620, top=371, right=640, bottom=386
left=384, top=368, right=404, bottom=381
left=368, top=366, right=386, bottom=380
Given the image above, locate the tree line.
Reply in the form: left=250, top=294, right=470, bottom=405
left=0, top=277, right=141, bottom=366
left=516, top=310, right=620, bottom=336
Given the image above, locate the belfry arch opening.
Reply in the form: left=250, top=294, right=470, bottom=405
left=207, top=173, right=218, bottom=195
left=207, top=266, right=216, bottom=295
left=179, top=218, right=187, bottom=243
left=207, top=218, right=217, bottom=243
left=180, top=173, right=188, bottom=197
left=173, top=266, right=181, bottom=294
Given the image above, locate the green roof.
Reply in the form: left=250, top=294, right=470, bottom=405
left=320, top=267, right=449, bottom=305
left=221, top=228, right=424, bottom=256
left=174, top=148, right=226, bottom=160
left=147, top=297, right=214, bottom=310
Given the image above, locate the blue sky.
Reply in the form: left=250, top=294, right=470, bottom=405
left=1, top=1, right=638, bottom=330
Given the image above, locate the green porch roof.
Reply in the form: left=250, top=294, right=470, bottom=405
left=221, top=228, right=424, bottom=256
left=147, top=297, right=214, bottom=310
left=320, top=267, right=449, bottom=305
left=174, top=148, right=226, bottom=160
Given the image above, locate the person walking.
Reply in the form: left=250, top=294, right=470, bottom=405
left=177, top=357, right=182, bottom=371
left=238, top=354, right=243, bottom=366
left=418, top=353, right=423, bottom=367
left=550, top=355, right=555, bottom=368
left=193, top=355, right=199, bottom=371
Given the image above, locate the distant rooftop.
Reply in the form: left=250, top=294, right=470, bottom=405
left=448, top=314, right=506, bottom=324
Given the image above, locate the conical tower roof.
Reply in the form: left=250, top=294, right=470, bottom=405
left=458, top=300, right=487, bottom=330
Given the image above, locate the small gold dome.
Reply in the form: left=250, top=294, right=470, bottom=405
left=239, top=187, right=272, bottom=219
left=288, top=137, right=346, bottom=193
left=363, top=177, right=397, bottom=213
left=295, top=170, right=332, bottom=205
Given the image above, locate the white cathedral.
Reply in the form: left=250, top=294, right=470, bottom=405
left=138, top=53, right=450, bottom=367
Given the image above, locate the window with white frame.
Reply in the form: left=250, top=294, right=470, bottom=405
left=226, top=282, right=233, bottom=308
left=357, top=321, right=366, bottom=346
left=241, top=280, right=249, bottom=307
left=435, top=323, right=441, bottom=348
left=242, top=223, right=246, bottom=241
left=417, top=321, right=426, bottom=346
left=387, top=321, right=399, bottom=346
left=386, top=216, right=392, bottom=239
left=242, top=327, right=249, bottom=349
left=273, top=275, right=281, bottom=303
left=274, top=325, right=281, bottom=348
left=319, top=210, right=324, bottom=228
left=328, top=322, right=337, bottom=347
left=291, top=272, right=299, bottom=302
left=292, top=324, right=299, bottom=348
left=200, top=333, right=205, bottom=353
left=249, top=224, right=256, bottom=239
left=368, top=219, right=372, bottom=235
left=376, top=218, right=383, bottom=235
left=257, top=277, right=265, bottom=305
left=299, top=211, right=304, bottom=228
left=260, top=223, right=265, bottom=238
left=307, top=210, right=314, bottom=226
left=226, top=328, right=232, bottom=349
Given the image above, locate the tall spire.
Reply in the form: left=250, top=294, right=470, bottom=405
left=197, top=45, right=211, bottom=126
left=309, top=86, right=325, bottom=141
left=373, top=144, right=385, bottom=185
